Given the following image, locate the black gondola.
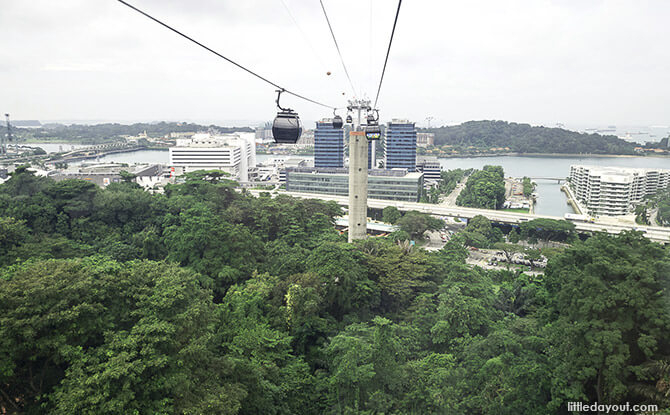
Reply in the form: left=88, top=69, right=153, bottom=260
left=333, top=114, right=343, bottom=129
left=346, top=114, right=353, bottom=124
left=365, top=124, right=381, bottom=140
left=365, top=111, right=381, bottom=140
left=272, top=90, right=302, bottom=144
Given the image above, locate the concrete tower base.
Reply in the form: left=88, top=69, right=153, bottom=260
left=348, top=131, right=368, bottom=242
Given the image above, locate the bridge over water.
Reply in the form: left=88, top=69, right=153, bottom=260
left=527, top=177, right=566, bottom=183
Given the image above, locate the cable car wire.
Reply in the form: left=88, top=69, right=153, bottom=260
left=279, top=0, right=328, bottom=72
left=116, top=0, right=338, bottom=110
left=373, top=0, right=402, bottom=109
left=318, top=0, right=358, bottom=97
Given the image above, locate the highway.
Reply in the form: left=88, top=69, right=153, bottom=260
left=247, top=189, right=670, bottom=244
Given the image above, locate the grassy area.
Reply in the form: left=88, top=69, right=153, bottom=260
left=502, top=208, right=530, bottom=213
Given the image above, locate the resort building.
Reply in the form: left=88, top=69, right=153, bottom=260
left=569, top=165, right=670, bottom=216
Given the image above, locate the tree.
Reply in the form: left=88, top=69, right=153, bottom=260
left=382, top=205, right=402, bottom=224
left=508, top=228, right=521, bottom=243
left=0, top=259, right=245, bottom=415
left=163, top=205, right=262, bottom=298
left=305, top=242, right=379, bottom=320
left=544, top=232, right=670, bottom=409
left=463, top=215, right=503, bottom=247
left=365, top=239, right=443, bottom=314
left=397, top=211, right=444, bottom=239
left=519, top=218, right=576, bottom=242
left=457, top=166, right=506, bottom=209
left=326, top=317, right=404, bottom=413
left=0, top=217, right=29, bottom=260
left=118, top=170, right=137, bottom=183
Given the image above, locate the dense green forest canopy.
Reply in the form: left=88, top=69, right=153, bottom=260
left=3, top=122, right=253, bottom=144
left=456, top=165, right=506, bottom=209
left=0, top=169, right=669, bottom=414
left=423, top=120, right=638, bottom=155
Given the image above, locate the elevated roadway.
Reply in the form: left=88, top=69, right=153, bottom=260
left=248, top=189, right=670, bottom=244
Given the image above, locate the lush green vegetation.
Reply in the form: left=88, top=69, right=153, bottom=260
left=4, top=122, right=252, bottom=145
left=628, top=189, right=670, bottom=227
left=456, top=165, right=506, bottom=209
left=519, top=218, right=577, bottom=243
left=522, top=176, right=536, bottom=197
left=658, top=191, right=670, bottom=226
left=422, top=120, right=638, bottom=155
left=1, top=169, right=669, bottom=414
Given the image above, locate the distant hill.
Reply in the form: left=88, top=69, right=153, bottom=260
left=423, top=120, right=638, bottom=155
left=9, top=122, right=254, bottom=145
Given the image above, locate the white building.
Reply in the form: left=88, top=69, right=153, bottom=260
left=569, top=165, right=670, bottom=216
left=169, top=133, right=256, bottom=181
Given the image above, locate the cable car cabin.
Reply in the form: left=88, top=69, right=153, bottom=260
left=272, top=111, right=303, bottom=143
left=346, top=114, right=353, bottom=124
left=332, top=115, right=343, bottom=129
left=365, top=125, right=381, bottom=140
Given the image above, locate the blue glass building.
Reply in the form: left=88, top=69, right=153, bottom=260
left=314, top=119, right=344, bottom=168
left=385, top=120, right=417, bottom=171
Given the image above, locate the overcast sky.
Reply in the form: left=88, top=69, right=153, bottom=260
left=2, top=0, right=669, bottom=127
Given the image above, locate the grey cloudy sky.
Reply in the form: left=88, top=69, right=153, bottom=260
left=2, top=0, right=669, bottom=127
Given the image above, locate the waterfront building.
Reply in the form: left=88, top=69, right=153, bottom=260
left=416, top=132, right=435, bottom=147
left=314, top=119, right=344, bottom=168
left=385, top=120, right=417, bottom=171
left=169, top=133, right=256, bottom=181
left=286, top=167, right=424, bottom=202
left=416, top=156, right=441, bottom=183
left=569, top=165, right=670, bottom=216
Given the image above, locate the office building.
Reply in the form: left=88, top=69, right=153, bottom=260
left=416, top=132, right=435, bottom=147
left=286, top=167, right=424, bottom=202
left=416, top=156, right=441, bottom=182
left=569, top=165, right=670, bottom=216
left=169, top=133, right=256, bottom=181
left=314, top=119, right=344, bottom=168
left=385, top=119, right=417, bottom=171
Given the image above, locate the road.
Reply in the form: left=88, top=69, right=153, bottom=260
left=246, top=189, right=670, bottom=244
left=439, top=177, right=467, bottom=207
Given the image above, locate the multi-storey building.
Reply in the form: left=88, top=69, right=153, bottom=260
left=285, top=167, right=424, bottom=202
left=416, top=132, right=435, bottom=147
left=569, top=165, right=670, bottom=216
left=169, top=132, right=256, bottom=181
left=416, top=156, right=441, bottom=183
left=314, top=119, right=344, bottom=168
left=385, top=119, right=417, bottom=171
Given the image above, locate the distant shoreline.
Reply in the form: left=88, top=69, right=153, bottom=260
left=433, top=152, right=670, bottom=159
